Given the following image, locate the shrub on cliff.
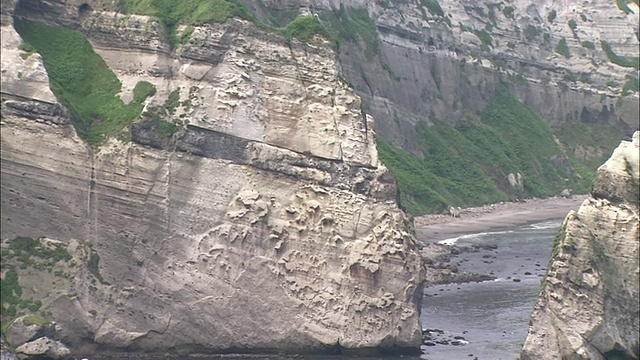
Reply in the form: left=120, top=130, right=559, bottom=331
left=555, top=37, right=571, bottom=58
left=118, top=0, right=255, bottom=48
left=601, top=40, right=640, bottom=69
left=14, top=19, right=156, bottom=145
left=378, top=89, right=592, bottom=215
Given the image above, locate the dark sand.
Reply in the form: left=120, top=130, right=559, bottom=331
left=414, top=195, right=587, bottom=241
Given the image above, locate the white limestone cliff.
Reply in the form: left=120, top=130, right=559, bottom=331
left=0, top=3, right=424, bottom=356
left=520, top=132, right=639, bottom=359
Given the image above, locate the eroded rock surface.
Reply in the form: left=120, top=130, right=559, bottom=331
left=0, top=2, right=424, bottom=357
left=520, top=132, right=639, bottom=359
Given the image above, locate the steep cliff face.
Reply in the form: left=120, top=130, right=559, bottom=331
left=245, top=0, right=640, bottom=212
left=1, top=1, right=425, bottom=356
left=328, top=0, right=640, bottom=147
left=520, top=132, right=639, bottom=360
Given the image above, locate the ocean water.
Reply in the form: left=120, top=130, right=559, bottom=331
left=86, top=220, right=562, bottom=360
left=420, top=220, right=562, bottom=360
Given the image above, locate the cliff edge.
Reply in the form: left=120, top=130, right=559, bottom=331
left=520, top=131, right=639, bottom=359
left=0, top=1, right=425, bottom=356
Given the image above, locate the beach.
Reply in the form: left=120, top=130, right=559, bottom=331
left=414, top=195, right=587, bottom=241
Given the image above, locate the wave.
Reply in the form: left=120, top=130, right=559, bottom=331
left=438, top=230, right=514, bottom=246
left=527, top=220, right=562, bottom=230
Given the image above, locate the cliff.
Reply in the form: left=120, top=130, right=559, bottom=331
left=237, top=0, right=640, bottom=143
left=0, top=1, right=425, bottom=356
left=520, top=131, right=639, bottom=359
left=242, top=0, right=640, bottom=213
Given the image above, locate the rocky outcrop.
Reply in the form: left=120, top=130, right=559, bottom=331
left=334, top=0, right=640, bottom=151
left=1, top=2, right=424, bottom=357
left=15, top=337, right=70, bottom=359
left=252, top=0, right=640, bottom=151
left=520, top=132, right=639, bottom=359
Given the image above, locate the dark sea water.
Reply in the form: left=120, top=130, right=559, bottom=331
left=419, top=219, right=562, bottom=360
left=87, top=220, right=562, bottom=360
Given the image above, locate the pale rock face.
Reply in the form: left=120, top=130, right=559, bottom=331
left=1, top=25, right=57, bottom=104
left=14, top=337, right=70, bottom=359
left=0, top=2, right=424, bottom=356
left=520, top=132, right=640, bottom=360
left=79, top=12, right=378, bottom=167
left=315, top=0, right=640, bottom=150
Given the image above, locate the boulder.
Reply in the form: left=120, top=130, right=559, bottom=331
left=5, top=315, right=54, bottom=348
left=15, top=337, right=70, bottom=359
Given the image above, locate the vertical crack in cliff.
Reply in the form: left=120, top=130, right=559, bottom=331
left=331, top=90, right=344, bottom=160
left=88, top=149, right=98, bottom=243
left=353, top=202, right=366, bottom=237
left=165, top=147, right=176, bottom=234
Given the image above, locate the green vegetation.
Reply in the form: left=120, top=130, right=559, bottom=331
left=323, top=7, right=378, bottom=58
left=141, top=88, right=185, bottom=139
left=616, top=0, right=633, bottom=14
left=547, top=9, right=557, bottom=23
left=87, top=248, right=106, bottom=284
left=541, top=223, right=566, bottom=289
left=503, top=6, right=515, bottom=18
left=622, top=74, right=639, bottom=95
left=0, top=267, right=42, bottom=319
left=1, top=237, right=72, bottom=270
left=580, top=14, right=588, bottom=21
left=459, top=23, right=473, bottom=33
left=17, top=42, right=36, bottom=60
left=282, top=16, right=332, bottom=44
left=420, top=0, right=445, bottom=17
left=0, top=236, right=81, bottom=322
left=606, top=80, right=620, bottom=88
left=555, top=37, right=571, bottom=58
left=0, top=268, right=22, bottom=317
left=117, top=0, right=255, bottom=47
left=474, top=29, right=493, bottom=49
left=378, top=89, right=581, bottom=215
left=164, top=88, right=180, bottom=115
left=568, top=19, right=578, bottom=31
left=487, top=3, right=499, bottom=25
left=554, top=122, right=624, bottom=192
left=523, top=25, right=542, bottom=41
left=579, top=74, right=594, bottom=84
left=14, top=19, right=157, bottom=145
left=581, top=40, right=595, bottom=49
left=600, top=40, right=640, bottom=69
left=22, top=315, right=52, bottom=327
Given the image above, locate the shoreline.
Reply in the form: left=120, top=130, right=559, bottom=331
left=414, top=195, right=587, bottom=242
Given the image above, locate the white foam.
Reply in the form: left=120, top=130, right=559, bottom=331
left=527, top=220, right=562, bottom=230
left=437, top=230, right=514, bottom=245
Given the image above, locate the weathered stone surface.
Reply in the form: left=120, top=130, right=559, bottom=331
left=334, top=0, right=640, bottom=150
left=0, top=3, right=424, bottom=356
left=0, top=335, right=19, bottom=360
left=592, top=131, right=640, bottom=204
left=14, top=337, right=70, bottom=359
left=4, top=316, right=54, bottom=348
left=520, top=132, right=640, bottom=360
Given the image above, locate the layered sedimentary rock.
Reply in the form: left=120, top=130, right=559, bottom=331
left=0, top=3, right=425, bottom=356
left=255, top=0, right=640, bottom=152
left=520, top=132, right=639, bottom=359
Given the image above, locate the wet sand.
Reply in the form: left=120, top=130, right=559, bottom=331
left=414, top=195, right=587, bottom=241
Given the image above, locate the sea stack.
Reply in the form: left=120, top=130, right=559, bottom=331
left=520, top=132, right=640, bottom=359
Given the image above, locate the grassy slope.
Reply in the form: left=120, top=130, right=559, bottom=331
left=14, top=19, right=156, bottom=145
left=553, top=121, right=625, bottom=191
left=117, top=0, right=256, bottom=47
left=378, top=89, right=622, bottom=215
